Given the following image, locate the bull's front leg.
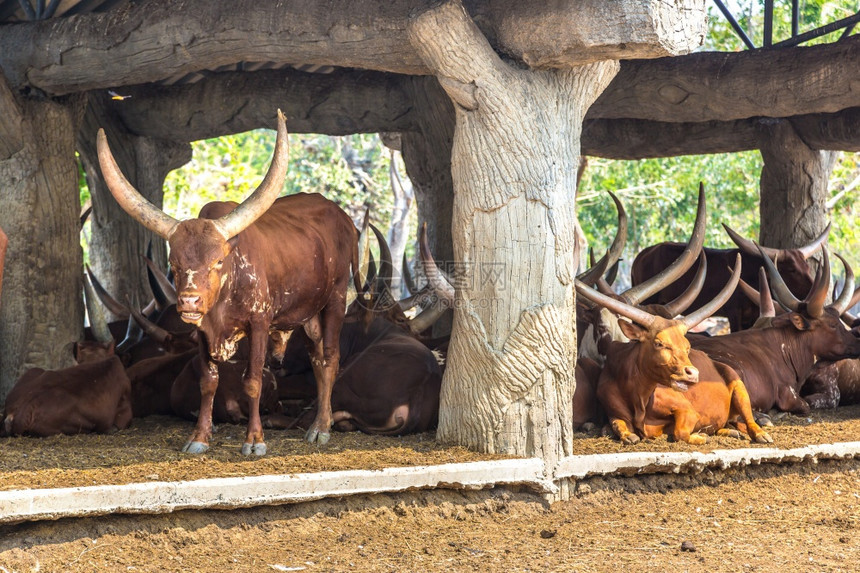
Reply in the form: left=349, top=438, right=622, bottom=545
left=241, top=322, right=269, bottom=455
left=183, top=357, right=219, bottom=454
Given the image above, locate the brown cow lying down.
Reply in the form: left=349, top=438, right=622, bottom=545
left=1, top=356, right=132, bottom=437
left=575, top=255, right=770, bottom=445
left=170, top=356, right=281, bottom=424
left=267, top=316, right=443, bottom=436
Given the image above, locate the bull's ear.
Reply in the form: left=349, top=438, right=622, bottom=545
left=787, top=312, right=812, bottom=331
left=618, top=318, right=648, bottom=341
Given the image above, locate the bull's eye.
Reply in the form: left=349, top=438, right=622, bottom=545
left=654, top=340, right=665, bottom=349
left=212, top=259, right=223, bottom=271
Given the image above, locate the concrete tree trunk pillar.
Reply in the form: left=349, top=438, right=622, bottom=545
left=78, top=101, right=191, bottom=319
left=0, top=72, right=84, bottom=399
left=757, top=119, right=835, bottom=255
left=408, top=1, right=619, bottom=488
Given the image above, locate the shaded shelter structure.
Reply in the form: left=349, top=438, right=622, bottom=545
left=0, top=0, right=857, bottom=492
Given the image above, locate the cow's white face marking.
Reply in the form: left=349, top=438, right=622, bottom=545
left=185, top=269, right=198, bottom=289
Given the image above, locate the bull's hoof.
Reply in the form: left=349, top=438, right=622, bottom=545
left=754, top=432, right=774, bottom=444
left=754, top=412, right=774, bottom=427
left=688, top=433, right=709, bottom=445
left=182, top=441, right=209, bottom=454
left=621, top=433, right=640, bottom=445
left=305, top=428, right=331, bottom=445
left=241, top=442, right=267, bottom=456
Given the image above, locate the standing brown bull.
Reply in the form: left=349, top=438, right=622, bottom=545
left=97, top=110, right=361, bottom=455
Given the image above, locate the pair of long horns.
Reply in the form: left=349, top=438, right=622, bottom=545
left=97, top=110, right=289, bottom=241
left=724, top=222, right=830, bottom=261
left=759, top=245, right=855, bottom=318
left=575, top=254, right=742, bottom=331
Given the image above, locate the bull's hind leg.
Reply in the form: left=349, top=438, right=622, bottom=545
left=240, top=323, right=269, bottom=455
left=303, top=304, right=344, bottom=445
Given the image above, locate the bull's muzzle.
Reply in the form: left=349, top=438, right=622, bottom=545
left=671, top=365, right=699, bottom=392
left=178, top=293, right=204, bottom=323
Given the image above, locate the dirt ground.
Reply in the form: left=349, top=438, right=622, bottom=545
left=2, top=406, right=860, bottom=572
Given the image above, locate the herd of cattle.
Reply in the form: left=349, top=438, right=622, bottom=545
left=2, top=112, right=860, bottom=453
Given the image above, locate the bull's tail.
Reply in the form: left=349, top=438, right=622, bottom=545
left=332, top=405, right=413, bottom=437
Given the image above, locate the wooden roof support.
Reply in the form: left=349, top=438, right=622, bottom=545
left=0, top=0, right=705, bottom=96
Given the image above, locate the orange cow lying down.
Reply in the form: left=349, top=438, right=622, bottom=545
left=575, top=255, right=772, bottom=445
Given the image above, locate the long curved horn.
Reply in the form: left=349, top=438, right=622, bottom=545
left=129, top=301, right=173, bottom=345
left=738, top=267, right=778, bottom=318
left=663, top=252, right=707, bottom=317
left=804, top=248, right=830, bottom=318
left=407, top=303, right=450, bottom=335
left=577, top=190, right=627, bottom=285
left=757, top=267, right=776, bottom=318
left=583, top=248, right=611, bottom=289
left=829, top=252, right=855, bottom=315
left=211, top=110, right=290, bottom=240
left=758, top=245, right=801, bottom=312
left=723, top=224, right=778, bottom=259
left=725, top=222, right=831, bottom=261
left=97, top=131, right=180, bottom=240
left=623, top=182, right=707, bottom=305
left=402, top=252, right=417, bottom=296
left=83, top=271, right=114, bottom=343
left=370, top=223, right=394, bottom=296
left=116, top=294, right=143, bottom=354
left=575, top=280, right=657, bottom=329
left=419, top=222, right=455, bottom=303
left=682, top=254, right=741, bottom=329
left=85, top=265, right=129, bottom=319
left=142, top=255, right=177, bottom=306
left=797, top=222, right=831, bottom=259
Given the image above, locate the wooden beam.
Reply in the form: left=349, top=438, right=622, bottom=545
left=0, top=0, right=706, bottom=96
left=589, top=35, right=860, bottom=123
left=105, top=67, right=860, bottom=160
left=581, top=108, right=860, bottom=159
left=108, top=68, right=422, bottom=141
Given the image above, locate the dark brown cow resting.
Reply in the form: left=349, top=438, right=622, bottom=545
left=268, top=316, right=442, bottom=436
left=171, top=356, right=281, bottom=424
left=1, top=356, right=132, bottom=437
left=690, top=248, right=860, bottom=415
left=98, top=110, right=363, bottom=455
left=631, top=223, right=828, bottom=331
left=267, top=226, right=447, bottom=436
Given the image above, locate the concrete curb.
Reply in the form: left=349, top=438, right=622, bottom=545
left=0, top=458, right=548, bottom=525
left=3, top=442, right=859, bottom=525
left=555, top=441, right=860, bottom=479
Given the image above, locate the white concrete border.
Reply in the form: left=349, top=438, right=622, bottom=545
left=555, top=441, right=860, bottom=479
left=0, top=458, right=548, bottom=525
left=3, top=442, right=860, bottom=526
